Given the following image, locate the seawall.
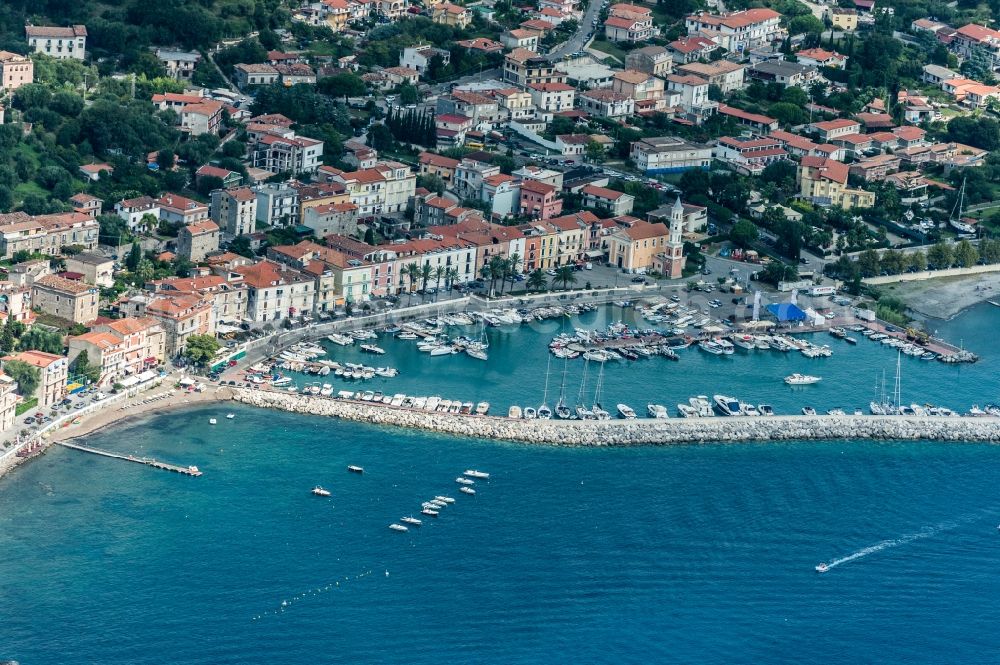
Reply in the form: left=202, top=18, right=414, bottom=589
left=231, top=389, right=1000, bottom=445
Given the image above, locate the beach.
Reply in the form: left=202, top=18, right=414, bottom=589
left=881, top=272, right=1000, bottom=319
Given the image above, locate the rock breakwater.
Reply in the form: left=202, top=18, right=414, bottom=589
left=232, top=389, right=1000, bottom=445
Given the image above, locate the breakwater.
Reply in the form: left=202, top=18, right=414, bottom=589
left=231, top=389, right=1000, bottom=445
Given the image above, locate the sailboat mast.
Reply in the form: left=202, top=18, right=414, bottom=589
left=894, top=351, right=902, bottom=411
left=593, top=362, right=603, bottom=407
left=541, top=355, right=551, bottom=403
left=577, top=358, right=589, bottom=404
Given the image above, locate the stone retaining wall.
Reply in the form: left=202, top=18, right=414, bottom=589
left=231, top=389, right=1000, bottom=445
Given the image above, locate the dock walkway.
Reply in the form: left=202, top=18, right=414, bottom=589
left=55, top=441, right=202, bottom=476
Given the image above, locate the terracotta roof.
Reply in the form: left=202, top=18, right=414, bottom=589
left=615, top=70, right=653, bottom=85
left=618, top=221, right=669, bottom=241
left=419, top=152, right=461, bottom=169
left=196, top=165, right=236, bottom=179
left=105, top=317, right=161, bottom=336
left=800, top=156, right=849, bottom=184
left=34, top=274, right=95, bottom=295
left=184, top=220, right=219, bottom=235
left=3, top=350, right=64, bottom=368
left=26, top=24, right=87, bottom=38
left=583, top=184, right=629, bottom=200
left=718, top=104, right=776, bottom=125
left=520, top=180, right=556, bottom=195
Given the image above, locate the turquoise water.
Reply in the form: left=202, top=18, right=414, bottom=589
left=0, top=305, right=998, bottom=663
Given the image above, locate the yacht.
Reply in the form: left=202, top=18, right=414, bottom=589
left=460, top=486, right=476, bottom=495
left=456, top=477, right=474, bottom=485
left=731, top=335, right=756, bottom=351
left=741, top=404, right=761, bottom=417
left=421, top=508, right=439, bottom=517
left=400, top=516, right=422, bottom=526
left=784, top=373, right=822, bottom=385
left=690, top=396, right=714, bottom=417
left=360, top=344, right=385, bottom=355
left=430, top=345, right=456, bottom=356
left=647, top=404, right=669, bottom=419
left=464, top=470, right=490, bottom=479
left=677, top=403, right=698, bottom=418
left=312, top=486, right=331, bottom=497
left=617, top=404, right=637, bottom=419
left=272, top=377, right=292, bottom=387
left=592, top=405, right=612, bottom=420
left=802, top=406, right=817, bottom=416
left=327, top=333, right=354, bottom=346
left=713, top=395, right=742, bottom=416
left=435, top=496, right=455, bottom=504
left=758, top=404, right=775, bottom=416
left=508, top=405, right=522, bottom=419
left=699, top=339, right=725, bottom=355
left=523, top=407, right=537, bottom=419
left=347, top=465, right=364, bottom=474
left=388, top=523, right=408, bottom=532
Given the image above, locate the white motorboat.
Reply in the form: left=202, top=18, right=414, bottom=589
left=508, top=405, right=522, bottom=419
left=741, top=404, right=761, bottom=417
left=312, top=486, right=331, bottom=497
left=617, top=403, right=637, bottom=419
left=360, top=344, right=385, bottom=355
left=699, top=340, right=725, bottom=355
left=802, top=406, right=817, bottom=415
left=209, top=418, right=217, bottom=425
left=815, top=563, right=829, bottom=573
left=713, top=394, right=742, bottom=416
left=400, top=516, right=422, bottom=526
left=475, top=401, right=490, bottom=415
left=347, top=465, right=364, bottom=474
left=758, top=404, right=775, bottom=416
left=226, top=413, right=236, bottom=419
left=389, top=523, right=408, bottom=532
left=460, top=486, right=476, bottom=495
left=435, top=496, right=455, bottom=504
left=271, top=377, right=292, bottom=387
left=677, top=403, right=698, bottom=418
left=328, top=333, right=354, bottom=346
left=464, top=470, right=490, bottom=479
left=690, top=396, right=714, bottom=417
left=421, top=508, right=439, bottom=517
left=456, top=477, right=474, bottom=485
left=785, top=373, right=822, bottom=385
left=523, top=407, right=537, bottom=419
left=647, top=404, right=669, bottom=419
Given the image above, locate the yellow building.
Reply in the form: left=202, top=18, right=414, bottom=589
left=323, top=0, right=351, bottom=31
left=798, top=157, right=875, bottom=209
left=607, top=221, right=671, bottom=273
left=432, top=2, right=471, bottom=28
left=826, top=7, right=858, bottom=31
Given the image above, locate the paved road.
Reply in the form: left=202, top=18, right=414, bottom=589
left=548, top=0, right=605, bottom=60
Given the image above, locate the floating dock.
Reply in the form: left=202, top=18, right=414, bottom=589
left=55, top=441, right=202, bottom=476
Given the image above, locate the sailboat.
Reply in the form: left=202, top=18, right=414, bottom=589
left=575, top=358, right=595, bottom=420
left=465, top=320, right=489, bottom=360
left=555, top=357, right=573, bottom=419
left=949, top=177, right=976, bottom=235
left=591, top=361, right=611, bottom=420
left=537, top=355, right=553, bottom=419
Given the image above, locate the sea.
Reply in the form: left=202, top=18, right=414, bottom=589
left=1, top=303, right=999, bottom=663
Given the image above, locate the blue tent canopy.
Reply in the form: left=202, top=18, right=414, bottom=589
left=766, top=303, right=807, bottom=322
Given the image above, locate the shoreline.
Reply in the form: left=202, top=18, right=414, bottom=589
left=881, top=272, right=1000, bottom=320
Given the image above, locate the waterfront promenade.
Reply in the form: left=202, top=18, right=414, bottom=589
left=232, top=388, right=1000, bottom=446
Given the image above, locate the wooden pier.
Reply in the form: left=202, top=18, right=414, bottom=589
left=55, top=441, right=202, bottom=476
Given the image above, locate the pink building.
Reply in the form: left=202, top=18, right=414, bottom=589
left=519, top=179, right=562, bottom=220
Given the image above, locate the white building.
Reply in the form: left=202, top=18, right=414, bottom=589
left=630, top=136, right=712, bottom=174
left=25, top=24, right=87, bottom=60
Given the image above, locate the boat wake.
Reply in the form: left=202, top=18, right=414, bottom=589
left=821, top=513, right=982, bottom=572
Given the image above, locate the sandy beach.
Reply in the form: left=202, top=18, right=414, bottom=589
left=48, top=384, right=234, bottom=444
left=880, top=272, right=1000, bottom=319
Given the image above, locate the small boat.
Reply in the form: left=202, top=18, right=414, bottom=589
left=460, top=486, right=476, bottom=495
left=802, top=406, right=817, bottom=416
left=617, top=404, right=637, bottom=419
left=360, top=344, right=385, bottom=355
left=475, top=401, right=490, bottom=415
left=647, top=404, right=669, bottom=419
left=400, top=516, right=422, bottom=526
left=785, top=373, right=821, bottom=385
left=435, top=495, right=455, bottom=504
left=815, top=562, right=829, bottom=573
left=677, top=403, right=698, bottom=418
left=758, top=404, right=775, bottom=416
left=690, top=396, right=714, bottom=417
left=421, top=508, right=439, bottom=517
left=466, top=347, right=488, bottom=361
left=713, top=395, right=742, bottom=417
left=389, top=523, right=408, bottom=532
left=508, top=405, right=522, bottom=419
left=347, top=465, right=364, bottom=474
left=537, top=404, right=552, bottom=419
left=226, top=413, right=235, bottom=419
left=312, top=486, right=331, bottom=497
left=209, top=418, right=217, bottom=425
left=456, top=477, right=474, bottom=485
left=464, top=470, right=490, bottom=479
left=523, top=407, right=537, bottom=419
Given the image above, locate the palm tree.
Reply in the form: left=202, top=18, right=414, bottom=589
left=555, top=265, right=577, bottom=291
left=488, top=255, right=506, bottom=296
left=445, top=266, right=459, bottom=291
left=420, top=263, right=433, bottom=297
left=527, top=268, right=547, bottom=292
left=496, top=258, right=512, bottom=296
left=405, top=262, right=419, bottom=304
left=433, top=265, right=446, bottom=300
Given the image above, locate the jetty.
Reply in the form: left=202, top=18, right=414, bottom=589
left=55, top=441, right=203, bottom=476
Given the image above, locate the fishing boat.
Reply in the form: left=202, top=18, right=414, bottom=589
left=312, top=486, right=331, bottom=497
left=647, top=404, right=669, bottom=419
left=347, top=465, right=364, bottom=474
left=388, top=523, right=408, bottom=532
left=784, top=373, right=822, bottom=385
left=731, top=334, right=756, bottom=351
left=617, top=403, right=637, bottom=419
left=713, top=395, right=742, bottom=416
left=699, top=339, right=725, bottom=355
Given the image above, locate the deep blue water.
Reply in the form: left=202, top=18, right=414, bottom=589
left=0, top=305, right=998, bottom=664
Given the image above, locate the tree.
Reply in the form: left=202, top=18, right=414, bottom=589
left=364, top=228, right=376, bottom=245
left=555, top=265, right=577, bottom=290
left=126, top=242, right=143, bottom=272
left=585, top=140, right=606, bottom=163
left=954, top=239, right=979, bottom=267
left=908, top=250, right=927, bottom=272
left=229, top=235, right=255, bottom=258
left=70, top=350, right=101, bottom=384
left=881, top=249, right=906, bottom=275
left=527, top=268, right=548, bottom=292
left=488, top=255, right=506, bottom=296
left=368, top=123, right=395, bottom=152
left=4, top=360, right=39, bottom=398
left=19, top=328, right=64, bottom=354
left=856, top=248, right=881, bottom=277
left=398, top=82, right=420, bottom=105
left=318, top=72, right=368, bottom=101
left=419, top=263, right=433, bottom=294
left=927, top=241, right=954, bottom=269
left=183, top=334, right=220, bottom=366
left=730, top=219, right=760, bottom=249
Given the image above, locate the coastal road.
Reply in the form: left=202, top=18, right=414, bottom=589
left=548, top=0, right=605, bottom=61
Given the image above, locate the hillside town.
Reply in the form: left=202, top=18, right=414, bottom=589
left=0, top=0, right=996, bottom=437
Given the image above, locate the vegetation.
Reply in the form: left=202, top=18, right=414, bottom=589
left=4, top=359, right=39, bottom=398
left=183, top=335, right=221, bottom=366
